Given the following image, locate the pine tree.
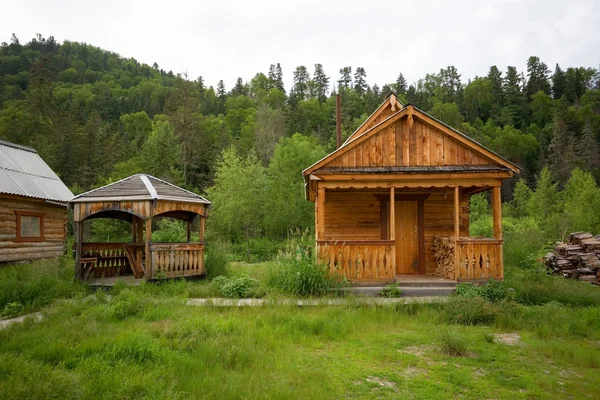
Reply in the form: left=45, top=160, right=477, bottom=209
left=551, top=64, right=566, bottom=100
left=291, top=66, right=310, bottom=102
left=217, top=80, right=226, bottom=98
left=394, top=73, right=407, bottom=95
left=578, top=124, right=600, bottom=174
left=275, top=63, right=285, bottom=93
left=338, top=66, right=352, bottom=88
left=312, top=63, right=329, bottom=103
left=525, top=56, right=551, bottom=99
left=502, top=66, right=527, bottom=127
left=231, top=77, right=248, bottom=96
left=353, top=67, right=367, bottom=95
left=487, top=65, right=504, bottom=107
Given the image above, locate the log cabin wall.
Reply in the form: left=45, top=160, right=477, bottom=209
left=0, top=194, right=68, bottom=262
left=323, top=191, right=381, bottom=241
left=328, top=118, right=494, bottom=169
left=423, top=191, right=469, bottom=274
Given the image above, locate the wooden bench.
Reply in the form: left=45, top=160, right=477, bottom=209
left=81, top=257, right=99, bottom=280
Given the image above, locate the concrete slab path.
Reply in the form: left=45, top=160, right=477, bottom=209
left=186, top=296, right=448, bottom=307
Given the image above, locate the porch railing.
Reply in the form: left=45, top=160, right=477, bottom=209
left=81, top=243, right=130, bottom=278
left=456, top=238, right=503, bottom=280
left=316, top=240, right=396, bottom=281
left=149, top=242, right=205, bottom=279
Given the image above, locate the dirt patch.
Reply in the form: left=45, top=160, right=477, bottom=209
left=494, top=333, right=521, bottom=345
left=366, top=376, right=398, bottom=390
left=399, top=345, right=431, bottom=357
left=403, top=366, right=429, bottom=378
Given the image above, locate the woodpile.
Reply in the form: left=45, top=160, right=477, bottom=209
left=432, top=237, right=455, bottom=280
left=543, top=232, right=600, bottom=285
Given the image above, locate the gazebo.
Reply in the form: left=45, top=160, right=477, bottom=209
left=69, top=174, right=210, bottom=281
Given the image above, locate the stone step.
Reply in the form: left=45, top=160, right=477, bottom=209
left=346, top=286, right=456, bottom=297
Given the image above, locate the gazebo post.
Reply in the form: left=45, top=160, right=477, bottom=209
left=131, top=217, right=137, bottom=242
left=199, top=215, right=205, bottom=242
left=74, top=220, right=83, bottom=280
left=145, top=218, right=152, bottom=279
left=186, top=218, right=192, bottom=243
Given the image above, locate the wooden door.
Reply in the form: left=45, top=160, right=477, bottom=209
left=395, top=201, right=419, bottom=274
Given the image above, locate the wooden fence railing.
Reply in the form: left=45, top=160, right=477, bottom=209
left=316, top=240, right=396, bottom=281
left=81, top=243, right=130, bottom=278
left=149, top=243, right=205, bottom=279
left=456, top=238, right=503, bottom=280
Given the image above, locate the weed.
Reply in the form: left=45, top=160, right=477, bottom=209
left=267, top=257, right=347, bottom=297
left=443, top=296, right=497, bottom=325
left=483, top=332, right=495, bottom=343
left=205, top=242, right=230, bottom=279
left=210, top=275, right=258, bottom=298
left=439, top=329, right=469, bottom=356
left=380, top=283, right=402, bottom=298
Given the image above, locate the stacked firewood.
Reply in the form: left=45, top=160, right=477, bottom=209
left=543, top=232, right=600, bottom=285
left=432, top=237, right=455, bottom=280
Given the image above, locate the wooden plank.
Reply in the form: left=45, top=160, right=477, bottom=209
left=422, top=123, right=430, bottom=166
left=492, top=186, right=502, bottom=240
left=454, top=187, right=460, bottom=281
left=317, top=186, right=326, bottom=240
left=389, top=122, right=396, bottom=166
left=402, top=119, right=410, bottom=166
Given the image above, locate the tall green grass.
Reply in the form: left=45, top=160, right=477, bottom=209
left=267, top=257, right=347, bottom=297
left=0, top=257, right=85, bottom=317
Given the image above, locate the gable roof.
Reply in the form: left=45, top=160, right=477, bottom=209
left=342, top=93, right=403, bottom=145
left=70, top=174, right=210, bottom=204
left=0, top=139, right=74, bottom=203
left=303, top=102, right=520, bottom=178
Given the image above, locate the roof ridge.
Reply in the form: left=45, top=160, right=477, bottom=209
left=0, top=139, right=37, bottom=153
left=146, top=175, right=210, bottom=202
left=0, top=165, right=61, bottom=180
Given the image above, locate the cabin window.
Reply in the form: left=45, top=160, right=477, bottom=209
left=14, top=210, right=45, bottom=242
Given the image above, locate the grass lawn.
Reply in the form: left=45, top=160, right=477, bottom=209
left=1, top=258, right=600, bottom=399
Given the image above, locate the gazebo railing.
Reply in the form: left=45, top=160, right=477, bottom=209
left=81, top=243, right=130, bottom=278
left=149, top=242, right=205, bottom=279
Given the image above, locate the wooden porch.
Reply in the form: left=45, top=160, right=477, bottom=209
left=314, top=185, right=504, bottom=283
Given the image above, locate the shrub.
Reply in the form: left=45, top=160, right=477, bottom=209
left=267, top=257, right=347, bottom=297
left=439, top=329, right=469, bottom=356
left=211, top=275, right=258, bottom=298
left=0, top=257, right=85, bottom=317
left=443, top=297, right=497, bottom=325
left=380, top=284, right=402, bottom=298
left=205, top=242, right=230, bottom=280
left=231, top=238, right=282, bottom=263
left=455, top=280, right=511, bottom=303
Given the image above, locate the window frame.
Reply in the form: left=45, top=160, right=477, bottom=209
left=14, top=210, right=46, bottom=242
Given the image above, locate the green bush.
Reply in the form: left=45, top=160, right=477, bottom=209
left=205, top=243, right=230, bottom=280
left=0, top=258, right=85, bottom=317
left=443, top=297, right=498, bottom=325
left=380, top=284, right=402, bottom=298
left=455, top=280, right=511, bottom=303
left=230, top=238, right=282, bottom=262
left=211, top=275, right=258, bottom=298
left=267, top=257, right=347, bottom=297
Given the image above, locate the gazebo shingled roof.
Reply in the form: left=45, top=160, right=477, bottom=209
left=71, top=174, right=210, bottom=204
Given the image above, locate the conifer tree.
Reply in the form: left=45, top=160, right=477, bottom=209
left=551, top=64, right=566, bottom=100
left=353, top=67, right=367, bottom=95
left=312, top=63, right=329, bottom=103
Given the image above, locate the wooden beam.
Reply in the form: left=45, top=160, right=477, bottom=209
left=131, top=217, right=137, bottom=243
left=492, top=186, right=502, bottom=240
left=145, top=218, right=152, bottom=279
left=74, top=221, right=83, bottom=280
left=418, top=199, right=425, bottom=274
left=316, top=186, right=326, bottom=240
left=313, top=171, right=513, bottom=182
left=389, top=187, right=395, bottom=241
left=199, top=216, right=205, bottom=242
left=454, top=186, right=460, bottom=282
left=186, top=219, right=192, bottom=243
left=321, top=179, right=502, bottom=190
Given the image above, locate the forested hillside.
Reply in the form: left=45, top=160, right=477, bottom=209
left=1, top=34, right=599, bottom=242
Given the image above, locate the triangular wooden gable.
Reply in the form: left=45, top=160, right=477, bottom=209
left=343, top=93, right=403, bottom=145
left=303, top=105, right=520, bottom=175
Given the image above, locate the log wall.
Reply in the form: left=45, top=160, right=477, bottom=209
left=323, top=191, right=381, bottom=241
left=0, top=195, right=68, bottom=262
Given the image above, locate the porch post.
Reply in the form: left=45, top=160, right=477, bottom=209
left=316, top=186, right=325, bottom=240
left=492, top=185, right=504, bottom=279
left=389, top=187, right=395, bottom=240
left=136, top=217, right=143, bottom=243
left=131, top=217, right=137, bottom=242
left=199, top=215, right=205, bottom=242
left=454, top=186, right=460, bottom=281
left=492, top=186, right=502, bottom=240
left=74, top=220, right=83, bottom=280
left=145, top=218, right=152, bottom=279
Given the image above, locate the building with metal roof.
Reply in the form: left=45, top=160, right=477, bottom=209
left=0, top=139, right=73, bottom=263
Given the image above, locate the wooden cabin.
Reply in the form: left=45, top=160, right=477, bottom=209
left=0, top=140, right=74, bottom=263
left=303, top=94, right=519, bottom=283
left=69, top=174, right=210, bottom=281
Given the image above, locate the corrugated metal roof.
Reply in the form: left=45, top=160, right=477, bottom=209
left=0, top=140, right=74, bottom=203
left=71, top=174, right=211, bottom=204
left=315, top=165, right=510, bottom=174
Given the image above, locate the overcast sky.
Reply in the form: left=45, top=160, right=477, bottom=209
left=3, top=0, right=599, bottom=91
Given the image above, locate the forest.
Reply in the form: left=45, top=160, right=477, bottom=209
left=1, top=33, right=599, bottom=250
